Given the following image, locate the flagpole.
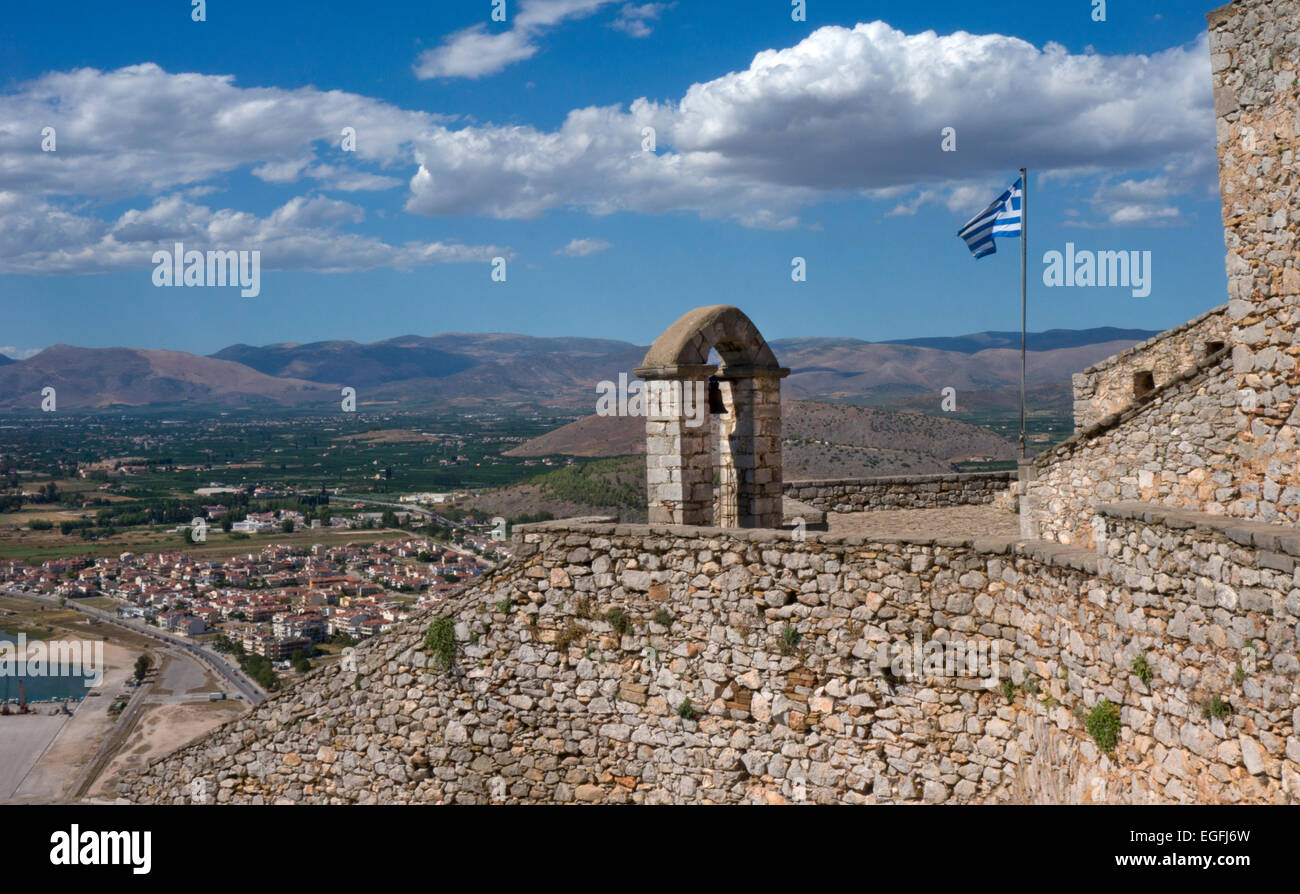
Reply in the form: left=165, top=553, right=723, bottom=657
left=1019, top=167, right=1028, bottom=461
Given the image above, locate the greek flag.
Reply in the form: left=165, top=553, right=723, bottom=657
left=958, top=177, right=1023, bottom=259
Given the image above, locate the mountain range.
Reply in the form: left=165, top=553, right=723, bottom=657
left=0, top=326, right=1162, bottom=411
left=879, top=326, right=1159, bottom=354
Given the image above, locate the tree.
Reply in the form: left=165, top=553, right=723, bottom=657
left=281, top=518, right=295, bottom=534
left=239, top=653, right=280, bottom=691
left=221, top=515, right=233, bottom=533
left=133, top=654, right=152, bottom=683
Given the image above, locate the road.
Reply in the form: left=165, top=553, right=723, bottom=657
left=337, top=495, right=467, bottom=530
left=1, top=587, right=266, bottom=705
left=67, top=675, right=154, bottom=800
left=338, top=495, right=509, bottom=549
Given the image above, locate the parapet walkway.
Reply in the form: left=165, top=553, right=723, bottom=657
left=826, top=505, right=1019, bottom=541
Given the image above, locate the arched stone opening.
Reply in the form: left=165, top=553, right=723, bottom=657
left=634, top=305, right=789, bottom=528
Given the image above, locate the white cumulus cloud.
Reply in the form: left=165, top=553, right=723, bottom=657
left=406, top=23, right=1214, bottom=227
left=0, top=192, right=505, bottom=275
left=414, top=0, right=620, bottom=79
left=610, top=3, right=673, bottom=38
left=556, top=237, right=612, bottom=256
left=0, top=19, right=1217, bottom=279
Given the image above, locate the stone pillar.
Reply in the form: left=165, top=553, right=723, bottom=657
left=717, top=371, right=784, bottom=528
left=643, top=375, right=713, bottom=525
left=713, top=377, right=738, bottom=528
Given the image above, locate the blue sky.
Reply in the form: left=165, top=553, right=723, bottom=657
left=0, top=0, right=1228, bottom=358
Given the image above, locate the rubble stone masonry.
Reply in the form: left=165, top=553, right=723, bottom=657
left=1023, top=350, right=1237, bottom=547
left=1071, top=306, right=1228, bottom=432
left=122, top=509, right=1298, bottom=804
left=784, top=471, right=1016, bottom=513
left=115, top=0, right=1300, bottom=807
left=1212, top=0, right=1300, bottom=523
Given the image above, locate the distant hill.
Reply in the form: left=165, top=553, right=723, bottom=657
left=781, top=401, right=1015, bottom=462
left=365, top=347, right=648, bottom=407
left=879, top=326, right=1160, bottom=354
left=506, top=414, right=643, bottom=457
left=0, top=322, right=1172, bottom=411
left=209, top=333, right=646, bottom=407
left=774, top=338, right=1142, bottom=409
left=0, top=345, right=334, bottom=409
left=474, top=400, right=1016, bottom=522
left=0, top=354, right=13, bottom=366
left=467, top=457, right=647, bottom=522
left=507, top=400, right=1015, bottom=466
left=212, top=333, right=642, bottom=389
left=211, top=339, right=477, bottom=388
left=399, top=333, right=642, bottom=361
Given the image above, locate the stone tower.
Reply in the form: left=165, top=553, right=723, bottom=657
left=1211, top=0, right=1300, bottom=523
left=634, top=305, right=789, bottom=528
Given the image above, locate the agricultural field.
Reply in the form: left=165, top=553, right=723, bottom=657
left=0, top=408, right=583, bottom=557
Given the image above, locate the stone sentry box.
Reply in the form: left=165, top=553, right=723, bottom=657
left=634, top=305, right=789, bottom=528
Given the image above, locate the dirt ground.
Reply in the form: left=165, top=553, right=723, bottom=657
left=152, top=650, right=222, bottom=697
left=91, top=699, right=245, bottom=800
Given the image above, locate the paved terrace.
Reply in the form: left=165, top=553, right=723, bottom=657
left=826, top=505, right=1020, bottom=540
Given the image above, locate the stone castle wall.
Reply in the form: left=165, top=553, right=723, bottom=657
left=1023, top=351, right=1237, bottom=547
left=1017, top=0, right=1300, bottom=545
left=122, top=509, right=1299, bottom=805
left=1094, top=503, right=1300, bottom=793
left=1211, top=0, right=1300, bottom=524
left=784, top=471, right=1016, bottom=513
left=1071, top=306, right=1228, bottom=432
left=113, top=0, right=1300, bottom=809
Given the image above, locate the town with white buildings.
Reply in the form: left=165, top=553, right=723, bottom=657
left=0, top=533, right=505, bottom=666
